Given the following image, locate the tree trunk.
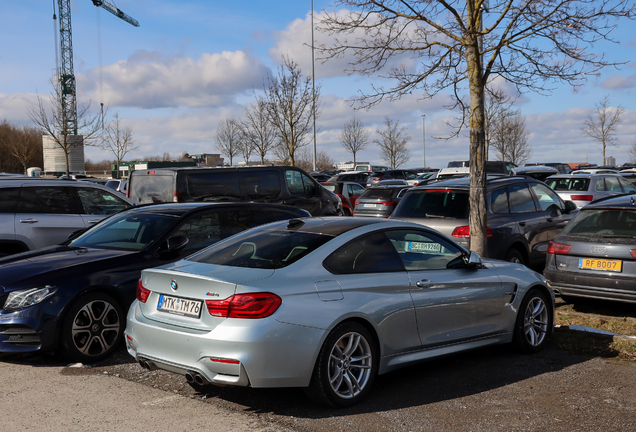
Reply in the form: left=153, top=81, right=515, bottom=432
left=467, top=43, right=488, bottom=257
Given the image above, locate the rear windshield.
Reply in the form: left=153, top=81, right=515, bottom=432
left=393, top=190, right=469, bottom=219
left=562, top=209, right=636, bottom=239
left=545, top=177, right=590, bottom=191
left=188, top=228, right=332, bottom=269
left=360, top=189, right=398, bottom=200
left=130, top=174, right=173, bottom=204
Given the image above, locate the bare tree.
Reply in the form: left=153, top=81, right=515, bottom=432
left=630, top=141, right=636, bottom=164
left=583, top=96, right=625, bottom=165
left=215, top=118, right=242, bottom=166
left=296, top=148, right=336, bottom=172
left=258, top=56, right=321, bottom=166
left=28, top=77, right=103, bottom=176
left=491, top=112, right=531, bottom=165
left=0, top=121, right=43, bottom=174
left=242, top=100, right=278, bottom=164
left=339, top=117, right=370, bottom=166
left=375, top=117, right=411, bottom=169
left=320, top=0, right=636, bottom=256
left=101, top=113, right=137, bottom=179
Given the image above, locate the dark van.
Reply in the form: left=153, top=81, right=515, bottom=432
left=127, top=166, right=343, bottom=216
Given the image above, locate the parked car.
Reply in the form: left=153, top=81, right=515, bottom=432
left=571, top=168, right=619, bottom=174
left=0, top=202, right=310, bottom=362
left=354, top=164, right=390, bottom=172
left=128, top=166, right=342, bottom=216
left=353, top=185, right=411, bottom=217
left=544, top=173, right=636, bottom=208
left=308, top=172, right=332, bottom=183
left=619, top=169, right=636, bottom=186
left=525, top=163, right=572, bottom=174
left=105, top=179, right=128, bottom=194
left=325, top=171, right=371, bottom=186
left=390, top=176, right=578, bottom=267
left=321, top=182, right=366, bottom=216
left=126, top=217, right=554, bottom=407
left=0, top=178, right=136, bottom=256
left=510, top=165, right=559, bottom=182
left=365, top=169, right=419, bottom=187
left=59, top=174, right=88, bottom=180
left=544, top=194, right=636, bottom=304
left=447, top=161, right=517, bottom=174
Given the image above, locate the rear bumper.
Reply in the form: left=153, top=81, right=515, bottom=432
left=544, top=268, right=636, bottom=303
left=125, top=300, right=322, bottom=388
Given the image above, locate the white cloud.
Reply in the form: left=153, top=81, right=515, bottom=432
left=78, top=50, right=271, bottom=109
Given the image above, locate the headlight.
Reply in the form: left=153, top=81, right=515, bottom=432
left=4, top=286, right=57, bottom=311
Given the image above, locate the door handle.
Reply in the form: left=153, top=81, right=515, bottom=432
left=87, top=220, right=100, bottom=224
left=19, top=218, right=38, bottom=224
left=416, top=279, right=433, bottom=288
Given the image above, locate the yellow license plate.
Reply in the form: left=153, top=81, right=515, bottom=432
left=578, top=258, right=622, bottom=272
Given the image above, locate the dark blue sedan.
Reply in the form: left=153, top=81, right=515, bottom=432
left=0, top=202, right=309, bottom=362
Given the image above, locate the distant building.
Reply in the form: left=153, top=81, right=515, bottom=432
left=190, top=153, right=224, bottom=166
left=42, top=135, right=85, bottom=175
left=605, top=156, right=616, bottom=166
left=112, top=160, right=197, bottom=178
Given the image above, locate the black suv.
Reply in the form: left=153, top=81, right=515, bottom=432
left=390, top=176, right=578, bottom=267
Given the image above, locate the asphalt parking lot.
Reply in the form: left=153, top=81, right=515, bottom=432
left=3, top=326, right=635, bottom=432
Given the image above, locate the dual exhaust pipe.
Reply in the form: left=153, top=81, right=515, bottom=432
left=137, top=357, right=209, bottom=386
left=185, top=371, right=210, bottom=386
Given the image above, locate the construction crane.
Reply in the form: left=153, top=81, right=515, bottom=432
left=56, top=0, right=139, bottom=135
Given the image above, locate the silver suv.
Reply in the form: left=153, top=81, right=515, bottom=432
left=390, top=176, right=578, bottom=267
left=0, top=178, right=136, bottom=255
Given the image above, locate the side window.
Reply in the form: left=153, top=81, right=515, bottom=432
left=595, top=178, right=607, bottom=191
left=301, top=173, right=317, bottom=196
left=221, top=209, right=298, bottom=238
left=0, top=187, right=20, bottom=213
left=604, top=177, right=622, bottom=192
left=171, top=211, right=222, bottom=251
left=491, top=187, right=509, bottom=214
left=238, top=171, right=281, bottom=199
left=77, top=188, right=130, bottom=215
left=351, top=184, right=365, bottom=195
left=528, top=183, right=563, bottom=212
left=385, top=230, right=464, bottom=271
left=618, top=178, right=636, bottom=193
left=187, top=172, right=240, bottom=200
left=17, top=187, right=79, bottom=214
left=508, top=184, right=537, bottom=213
left=286, top=170, right=304, bottom=195
left=324, top=232, right=403, bottom=274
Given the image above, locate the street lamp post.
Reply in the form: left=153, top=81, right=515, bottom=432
left=421, top=114, right=426, bottom=167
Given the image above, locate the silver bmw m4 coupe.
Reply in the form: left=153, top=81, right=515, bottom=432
left=125, top=217, right=554, bottom=407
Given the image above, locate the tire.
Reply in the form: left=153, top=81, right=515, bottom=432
left=513, top=289, right=552, bottom=354
left=304, top=322, right=378, bottom=408
left=60, top=292, right=124, bottom=363
left=504, top=248, right=525, bottom=265
left=343, top=208, right=352, bottom=216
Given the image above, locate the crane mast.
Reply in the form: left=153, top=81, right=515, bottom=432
left=56, top=0, right=139, bottom=135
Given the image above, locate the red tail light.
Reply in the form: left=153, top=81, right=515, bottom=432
left=570, top=195, right=593, bottom=201
left=136, top=278, right=151, bottom=303
left=378, top=201, right=396, bottom=206
left=355, top=200, right=361, bottom=206
left=451, top=226, right=493, bottom=238
left=206, top=292, right=282, bottom=318
left=172, top=190, right=182, bottom=202
left=547, top=241, right=571, bottom=255
left=630, top=250, right=636, bottom=259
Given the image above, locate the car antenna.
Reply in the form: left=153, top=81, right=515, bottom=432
left=287, top=219, right=305, bottom=230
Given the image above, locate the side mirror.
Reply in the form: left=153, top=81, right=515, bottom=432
left=466, top=251, right=483, bottom=268
left=564, top=200, right=577, bottom=213
left=162, top=235, right=189, bottom=256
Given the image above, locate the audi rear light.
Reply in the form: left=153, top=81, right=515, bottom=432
left=206, top=292, right=282, bottom=319
left=378, top=201, right=396, bottom=206
left=149, top=170, right=155, bottom=175
left=355, top=200, right=361, bottom=206
left=451, top=226, right=493, bottom=238
left=547, top=241, right=571, bottom=255
left=570, top=195, right=593, bottom=201
left=136, top=278, right=151, bottom=303
left=630, top=250, right=636, bottom=259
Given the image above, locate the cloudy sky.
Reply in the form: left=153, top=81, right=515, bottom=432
left=2, top=0, right=636, bottom=169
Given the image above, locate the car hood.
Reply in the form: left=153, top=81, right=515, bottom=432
left=0, top=247, right=136, bottom=289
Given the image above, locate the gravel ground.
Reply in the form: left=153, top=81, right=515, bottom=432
left=58, top=334, right=635, bottom=432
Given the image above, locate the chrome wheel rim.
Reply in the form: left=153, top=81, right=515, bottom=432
left=71, top=300, right=120, bottom=357
left=328, top=331, right=373, bottom=399
left=523, top=297, right=548, bottom=347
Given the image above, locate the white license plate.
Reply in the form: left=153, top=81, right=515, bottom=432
left=157, top=294, right=202, bottom=318
left=363, top=203, right=377, bottom=208
left=408, top=241, right=441, bottom=253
